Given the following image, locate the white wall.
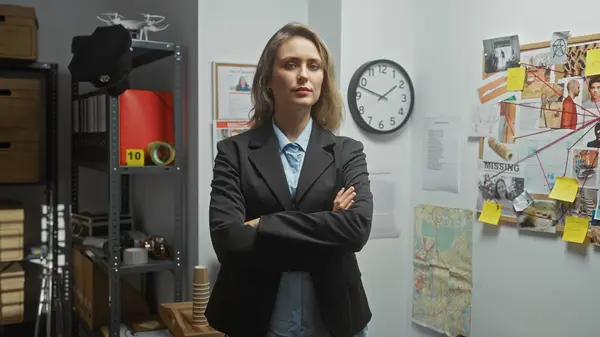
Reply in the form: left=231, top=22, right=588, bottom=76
left=412, top=1, right=600, bottom=337
left=337, top=0, right=415, bottom=336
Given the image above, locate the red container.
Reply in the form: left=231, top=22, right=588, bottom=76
left=118, top=89, right=174, bottom=165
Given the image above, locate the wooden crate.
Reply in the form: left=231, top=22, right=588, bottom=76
left=72, top=247, right=151, bottom=330
left=0, top=5, right=37, bottom=61
left=0, top=262, right=24, bottom=324
left=0, top=201, right=24, bottom=262
left=0, top=77, right=42, bottom=183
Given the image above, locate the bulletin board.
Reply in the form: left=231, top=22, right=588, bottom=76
left=474, top=32, right=600, bottom=243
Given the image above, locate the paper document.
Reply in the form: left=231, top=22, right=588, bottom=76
left=368, top=171, right=400, bottom=240
left=550, top=31, right=569, bottom=65
left=422, top=117, right=460, bottom=193
left=468, top=103, right=500, bottom=138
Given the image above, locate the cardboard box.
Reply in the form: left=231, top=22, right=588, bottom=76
left=0, top=262, right=24, bottom=324
left=0, top=5, right=37, bottom=61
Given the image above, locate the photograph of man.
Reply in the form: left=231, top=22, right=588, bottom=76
left=586, top=123, right=600, bottom=148
left=583, top=75, right=600, bottom=114
left=561, top=79, right=580, bottom=129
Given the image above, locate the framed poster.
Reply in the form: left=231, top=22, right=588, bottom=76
left=212, top=62, right=257, bottom=120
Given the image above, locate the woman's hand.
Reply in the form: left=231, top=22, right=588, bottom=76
left=245, top=218, right=260, bottom=227
left=244, top=186, right=355, bottom=227
left=333, top=186, right=355, bottom=211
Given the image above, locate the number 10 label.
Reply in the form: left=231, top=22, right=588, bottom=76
left=126, top=149, right=145, bottom=166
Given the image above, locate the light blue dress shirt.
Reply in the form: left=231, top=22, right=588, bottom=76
left=264, top=118, right=368, bottom=337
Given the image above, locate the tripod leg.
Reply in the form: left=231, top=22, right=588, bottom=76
left=34, top=271, right=48, bottom=337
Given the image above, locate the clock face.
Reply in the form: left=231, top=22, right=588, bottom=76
left=347, top=59, right=415, bottom=134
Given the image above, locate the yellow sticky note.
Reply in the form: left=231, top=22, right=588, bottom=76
left=562, top=216, right=589, bottom=243
left=506, top=67, right=526, bottom=91
left=478, top=201, right=502, bottom=225
left=125, top=149, right=145, bottom=166
left=586, top=49, right=600, bottom=76
left=548, top=177, right=579, bottom=202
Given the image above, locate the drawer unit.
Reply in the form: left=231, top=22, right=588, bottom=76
left=0, top=262, right=24, bottom=324
left=0, top=201, right=23, bottom=262
left=0, top=77, right=42, bottom=183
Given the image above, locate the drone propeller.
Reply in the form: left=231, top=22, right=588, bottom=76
left=140, top=13, right=166, bottom=23
left=100, top=12, right=124, bottom=18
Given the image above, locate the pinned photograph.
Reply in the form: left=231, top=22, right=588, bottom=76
left=582, top=75, right=600, bottom=117
left=550, top=31, right=570, bottom=65
left=520, top=49, right=552, bottom=99
left=569, top=148, right=599, bottom=188
left=537, top=83, right=564, bottom=129
left=564, top=42, right=600, bottom=77
left=476, top=171, right=525, bottom=219
left=557, top=76, right=584, bottom=129
left=560, top=187, right=598, bottom=221
left=513, top=190, right=534, bottom=212
left=516, top=199, right=558, bottom=233
left=483, top=35, right=521, bottom=73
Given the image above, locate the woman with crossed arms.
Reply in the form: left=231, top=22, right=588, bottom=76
left=206, top=22, right=374, bottom=337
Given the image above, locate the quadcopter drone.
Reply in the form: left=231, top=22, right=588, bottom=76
left=96, top=12, right=169, bottom=41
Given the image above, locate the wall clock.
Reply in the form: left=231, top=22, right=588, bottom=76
left=347, top=59, right=415, bottom=134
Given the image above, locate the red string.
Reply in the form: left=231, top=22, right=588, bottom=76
left=501, top=103, right=516, bottom=139
left=518, top=61, right=576, bottom=76
left=505, top=101, right=596, bottom=118
left=483, top=63, right=600, bottom=226
left=513, top=128, right=559, bottom=140
left=535, top=153, right=551, bottom=192
left=486, top=117, right=599, bottom=182
left=532, top=73, right=600, bottom=118
left=561, top=107, right=597, bottom=176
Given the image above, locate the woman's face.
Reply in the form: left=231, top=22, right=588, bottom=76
left=240, top=77, right=247, bottom=86
left=496, top=180, right=507, bottom=197
left=268, top=36, right=324, bottom=111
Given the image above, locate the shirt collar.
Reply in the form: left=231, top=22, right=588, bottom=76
left=272, top=117, right=313, bottom=152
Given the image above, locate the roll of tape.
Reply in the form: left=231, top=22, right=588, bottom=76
left=147, top=141, right=176, bottom=166
left=123, top=248, right=148, bottom=265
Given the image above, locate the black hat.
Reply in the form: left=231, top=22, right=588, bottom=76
left=68, top=24, right=132, bottom=96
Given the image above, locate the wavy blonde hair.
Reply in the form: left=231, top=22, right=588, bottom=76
left=249, top=22, right=343, bottom=131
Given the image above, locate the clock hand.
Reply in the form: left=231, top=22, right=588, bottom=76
left=377, top=85, right=397, bottom=101
left=357, top=85, right=388, bottom=101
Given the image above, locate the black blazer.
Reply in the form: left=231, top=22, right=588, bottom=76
left=206, top=119, right=373, bottom=337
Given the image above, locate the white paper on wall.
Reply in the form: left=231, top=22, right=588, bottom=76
left=368, top=171, right=400, bottom=240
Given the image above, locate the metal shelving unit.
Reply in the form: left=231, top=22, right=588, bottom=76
left=69, top=40, right=186, bottom=337
left=0, top=61, right=65, bottom=336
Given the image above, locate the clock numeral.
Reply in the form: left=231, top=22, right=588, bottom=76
left=392, top=69, right=396, bottom=78
left=356, top=91, right=362, bottom=100
left=360, top=77, right=368, bottom=86
left=390, top=117, right=396, bottom=125
left=368, top=68, right=374, bottom=76
left=359, top=106, right=365, bottom=114
left=378, top=65, right=387, bottom=74
left=401, top=94, right=407, bottom=102
left=367, top=116, right=372, bottom=124
left=378, top=120, right=384, bottom=129
left=398, top=108, right=404, bottom=115
left=399, top=80, right=405, bottom=89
